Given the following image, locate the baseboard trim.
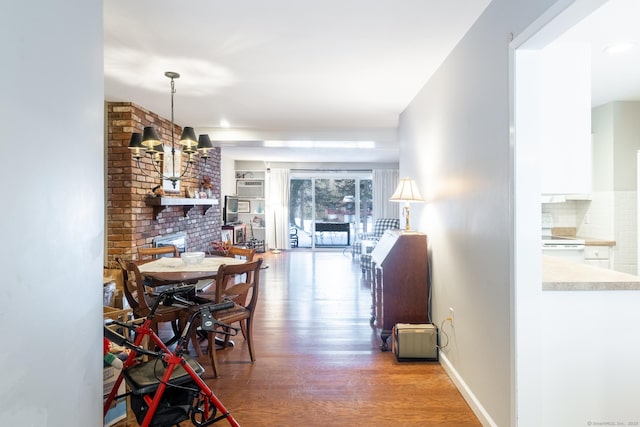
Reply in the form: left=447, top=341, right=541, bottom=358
left=439, top=352, right=497, bottom=427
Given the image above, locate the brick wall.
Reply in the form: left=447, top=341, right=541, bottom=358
left=106, top=102, right=222, bottom=262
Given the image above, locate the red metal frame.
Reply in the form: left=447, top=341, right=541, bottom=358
left=104, top=303, right=240, bottom=427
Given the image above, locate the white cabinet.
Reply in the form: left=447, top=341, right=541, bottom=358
left=234, top=170, right=266, bottom=250
left=583, top=246, right=611, bottom=269
left=539, top=42, right=592, bottom=194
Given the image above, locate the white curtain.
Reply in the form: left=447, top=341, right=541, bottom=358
left=373, top=169, right=399, bottom=220
left=266, top=168, right=290, bottom=250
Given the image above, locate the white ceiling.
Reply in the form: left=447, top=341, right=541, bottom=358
left=555, top=0, right=640, bottom=108
left=104, top=0, right=640, bottom=164
left=103, top=0, right=491, bottom=163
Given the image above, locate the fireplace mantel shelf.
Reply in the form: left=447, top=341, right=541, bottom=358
left=145, top=197, right=218, bottom=219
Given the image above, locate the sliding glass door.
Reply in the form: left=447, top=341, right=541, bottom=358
left=289, top=178, right=313, bottom=247
left=359, top=178, right=373, bottom=237
left=289, top=172, right=372, bottom=249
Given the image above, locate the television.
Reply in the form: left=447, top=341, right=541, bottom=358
left=224, top=195, right=239, bottom=224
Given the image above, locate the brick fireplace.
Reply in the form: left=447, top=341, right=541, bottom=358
left=106, top=102, right=222, bottom=263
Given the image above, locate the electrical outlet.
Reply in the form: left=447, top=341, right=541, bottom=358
left=448, top=307, right=454, bottom=326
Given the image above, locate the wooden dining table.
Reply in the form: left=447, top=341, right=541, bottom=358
left=136, top=255, right=248, bottom=348
left=136, top=255, right=246, bottom=285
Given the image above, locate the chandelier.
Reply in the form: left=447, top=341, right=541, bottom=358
left=128, top=71, right=213, bottom=189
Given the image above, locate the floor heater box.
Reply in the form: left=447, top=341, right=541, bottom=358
left=393, top=323, right=438, bottom=361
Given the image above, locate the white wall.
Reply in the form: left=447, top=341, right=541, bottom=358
left=514, top=38, right=640, bottom=427
left=0, top=1, right=104, bottom=425
left=539, top=291, right=640, bottom=426
left=220, top=152, right=237, bottom=198
left=513, top=1, right=640, bottom=426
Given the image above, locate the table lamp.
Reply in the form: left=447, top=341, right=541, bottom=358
left=389, top=177, right=424, bottom=231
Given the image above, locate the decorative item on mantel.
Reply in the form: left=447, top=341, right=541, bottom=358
left=127, top=71, right=214, bottom=190
left=150, top=185, right=165, bottom=197
left=200, top=176, right=213, bottom=199
left=211, top=240, right=231, bottom=256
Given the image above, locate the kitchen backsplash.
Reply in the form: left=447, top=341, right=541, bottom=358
left=613, top=190, right=637, bottom=274
left=542, top=200, right=583, bottom=228
left=542, top=190, right=637, bottom=274
left=542, top=191, right=613, bottom=237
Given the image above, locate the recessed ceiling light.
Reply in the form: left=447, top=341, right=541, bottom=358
left=603, top=42, right=635, bottom=55
left=220, top=119, right=230, bottom=128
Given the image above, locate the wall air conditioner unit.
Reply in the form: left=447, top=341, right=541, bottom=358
left=237, top=180, right=264, bottom=198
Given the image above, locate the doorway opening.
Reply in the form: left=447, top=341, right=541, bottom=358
left=513, top=0, right=637, bottom=280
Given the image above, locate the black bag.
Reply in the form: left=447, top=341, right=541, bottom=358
left=130, top=382, right=199, bottom=427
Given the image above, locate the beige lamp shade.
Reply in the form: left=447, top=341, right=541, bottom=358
left=390, top=177, right=423, bottom=230
left=390, top=178, right=424, bottom=202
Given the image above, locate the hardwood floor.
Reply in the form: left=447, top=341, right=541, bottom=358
left=110, top=250, right=480, bottom=426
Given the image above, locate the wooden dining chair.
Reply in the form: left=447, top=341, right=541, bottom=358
left=138, top=244, right=179, bottom=260
left=115, top=257, right=188, bottom=345
left=190, top=258, right=263, bottom=378
left=115, top=257, right=140, bottom=313
left=197, top=246, right=256, bottom=294
left=224, top=246, right=256, bottom=297
left=138, top=244, right=186, bottom=289
left=226, top=246, right=256, bottom=261
left=187, top=246, right=256, bottom=353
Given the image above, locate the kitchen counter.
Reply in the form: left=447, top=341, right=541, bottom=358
left=550, top=227, right=616, bottom=246
left=542, top=255, right=640, bottom=290
left=580, top=237, right=616, bottom=246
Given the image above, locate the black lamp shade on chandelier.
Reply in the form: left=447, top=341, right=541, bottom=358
left=127, top=71, right=214, bottom=188
left=141, top=127, right=161, bottom=148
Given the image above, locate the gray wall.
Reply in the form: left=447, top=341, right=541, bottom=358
left=591, top=101, right=640, bottom=273
left=613, top=102, right=640, bottom=190
left=399, top=0, right=538, bottom=423
left=399, top=0, right=640, bottom=425
left=0, top=1, right=104, bottom=425
left=594, top=101, right=640, bottom=191
left=592, top=103, right=615, bottom=191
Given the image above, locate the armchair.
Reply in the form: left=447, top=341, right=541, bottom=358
left=352, top=218, right=400, bottom=276
left=289, top=226, right=299, bottom=248
left=352, top=218, right=400, bottom=257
